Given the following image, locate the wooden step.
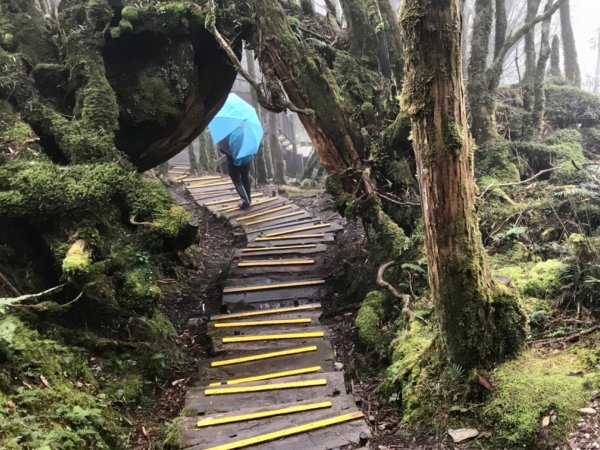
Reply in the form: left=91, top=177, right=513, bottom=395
left=186, top=372, right=346, bottom=415
left=210, top=304, right=321, bottom=321
left=212, top=326, right=329, bottom=352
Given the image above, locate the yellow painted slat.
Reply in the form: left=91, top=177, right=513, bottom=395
left=222, top=332, right=324, bottom=343
left=188, top=181, right=233, bottom=189
left=240, top=244, right=317, bottom=253
left=237, top=204, right=292, bottom=221
left=213, top=318, right=312, bottom=328
left=175, top=174, right=189, bottom=180
left=193, top=189, right=236, bottom=197
left=210, top=345, right=317, bottom=367
left=255, top=234, right=324, bottom=241
left=196, top=401, right=331, bottom=427
left=207, top=194, right=264, bottom=206
left=265, top=223, right=332, bottom=237
left=245, top=210, right=304, bottom=226
left=204, top=411, right=365, bottom=450
left=223, top=279, right=325, bottom=294
left=238, top=259, right=315, bottom=267
left=208, top=366, right=321, bottom=386
left=210, top=304, right=320, bottom=321
left=205, top=379, right=327, bottom=396
left=184, top=175, right=225, bottom=182
left=220, top=197, right=278, bottom=212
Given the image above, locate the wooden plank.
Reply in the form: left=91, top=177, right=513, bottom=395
left=195, top=400, right=332, bottom=427
left=218, top=196, right=279, bottom=213
left=222, top=331, right=325, bottom=343
left=243, top=210, right=305, bottom=226
left=221, top=198, right=288, bottom=219
left=188, top=180, right=234, bottom=189
left=229, top=260, right=325, bottom=277
left=242, top=213, right=313, bottom=230
left=223, top=279, right=325, bottom=294
left=205, top=379, right=328, bottom=396
left=207, top=366, right=322, bottom=386
left=213, top=326, right=328, bottom=352
left=240, top=244, right=317, bottom=253
left=265, top=223, right=334, bottom=237
left=210, top=346, right=318, bottom=367
left=233, top=204, right=293, bottom=220
left=238, top=259, right=315, bottom=267
left=196, top=411, right=364, bottom=450
left=179, top=395, right=367, bottom=450
left=211, top=304, right=321, bottom=321
left=213, top=318, right=313, bottom=328
left=183, top=175, right=226, bottom=182
left=207, top=194, right=264, bottom=206
left=246, top=234, right=336, bottom=247
left=201, top=341, right=335, bottom=381
left=222, top=286, right=322, bottom=305
left=186, top=372, right=346, bottom=415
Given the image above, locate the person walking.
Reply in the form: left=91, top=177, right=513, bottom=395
left=217, top=124, right=254, bottom=209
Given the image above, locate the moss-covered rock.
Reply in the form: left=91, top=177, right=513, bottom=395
left=356, top=290, right=393, bottom=351
left=494, top=259, right=565, bottom=299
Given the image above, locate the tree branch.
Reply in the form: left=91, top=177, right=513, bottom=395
left=0, top=283, right=68, bottom=310
left=490, top=0, right=565, bottom=75
left=479, top=167, right=556, bottom=199
left=201, top=1, right=308, bottom=115
left=376, top=261, right=404, bottom=299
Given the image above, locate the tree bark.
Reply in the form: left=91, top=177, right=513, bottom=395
left=528, top=0, right=553, bottom=139
left=560, top=0, right=581, bottom=87
left=494, top=0, right=507, bottom=60
left=550, top=35, right=562, bottom=77
left=245, top=48, right=268, bottom=184
left=376, top=0, right=404, bottom=86
left=401, top=0, right=525, bottom=368
left=524, top=0, right=542, bottom=83
left=187, top=141, right=199, bottom=175
left=269, top=112, right=286, bottom=185
left=339, top=0, right=380, bottom=62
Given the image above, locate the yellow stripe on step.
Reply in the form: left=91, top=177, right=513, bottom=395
left=205, top=379, right=327, bottom=395
left=237, top=204, right=291, bottom=221
left=192, top=189, right=236, bottom=197
left=223, top=280, right=325, bottom=294
left=207, top=194, right=264, bottom=206
left=188, top=181, right=233, bottom=189
left=184, top=175, right=225, bottom=182
left=210, top=346, right=317, bottom=367
left=196, top=401, right=331, bottom=428
left=240, top=244, right=317, bottom=253
left=265, top=223, right=332, bottom=237
left=238, top=259, right=315, bottom=267
left=245, top=210, right=304, bottom=226
left=222, top=332, right=324, bottom=343
left=208, top=366, right=321, bottom=386
left=210, top=304, right=320, bottom=321
left=214, top=318, right=312, bottom=328
left=220, top=197, right=278, bottom=212
left=255, top=234, right=325, bottom=241
left=204, top=411, right=365, bottom=450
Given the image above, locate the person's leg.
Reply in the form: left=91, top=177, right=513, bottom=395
left=240, top=163, right=252, bottom=205
left=227, top=156, right=250, bottom=206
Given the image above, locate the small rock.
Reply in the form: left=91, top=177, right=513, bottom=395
left=579, top=407, right=597, bottom=415
left=448, top=428, right=479, bottom=443
left=334, top=362, right=344, bottom=371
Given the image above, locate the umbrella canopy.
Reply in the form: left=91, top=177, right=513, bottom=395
left=208, top=93, right=264, bottom=163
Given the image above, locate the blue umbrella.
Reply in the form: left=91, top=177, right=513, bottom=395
left=208, top=93, right=264, bottom=165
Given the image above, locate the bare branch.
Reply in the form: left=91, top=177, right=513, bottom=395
left=376, top=261, right=404, bottom=299
left=0, top=283, right=68, bottom=310
left=479, top=167, right=556, bottom=199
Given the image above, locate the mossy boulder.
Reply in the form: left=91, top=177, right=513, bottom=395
left=355, top=290, right=392, bottom=351
left=545, top=84, right=600, bottom=128
left=494, top=259, right=565, bottom=299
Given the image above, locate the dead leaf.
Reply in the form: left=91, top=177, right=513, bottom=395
left=476, top=373, right=493, bottom=390
left=40, top=375, right=52, bottom=389
left=22, top=381, right=33, bottom=390
left=541, top=416, right=550, bottom=427
left=4, top=400, right=16, bottom=410
left=74, top=381, right=84, bottom=389
left=171, top=378, right=185, bottom=386
left=142, top=426, right=149, bottom=437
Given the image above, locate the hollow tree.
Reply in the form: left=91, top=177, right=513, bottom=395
left=401, top=0, right=525, bottom=367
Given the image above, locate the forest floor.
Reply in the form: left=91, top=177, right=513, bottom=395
left=127, top=182, right=599, bottom=450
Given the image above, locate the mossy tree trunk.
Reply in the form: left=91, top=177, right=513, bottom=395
left=560, top=0, right=581, bottom=87
left=524, top=0, right=542, bottom=83
left=245, top=48, right=268, bottom=184
left=550, top=35, right=562, bottom=77
left=595, top=29, right=600, bottom=93
left=269, top=112, right=286, bottom=185
left=254, top=0, right=363, bottom=173
left=401, top=0, right=526, bottom=368
left=339, top=0, right=380, bottom=63
left=188, top=141, right=199, bottom=175
left=527, top=0, right=553, bottom=139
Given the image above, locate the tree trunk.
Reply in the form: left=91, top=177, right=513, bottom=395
left=187, top=141, right=199, bottom=175
left=269, top=113, right=286, bottom=185
left=339, top=0, right=380, bottom=62
left=245, top=48, right=268, bottom=184
left=461, top=1, right=473, bottom=79
left=594, top=29, right=600, bottom=93
left=400, top=0, right=525, bottom=368
left=325, top=0, right=341, bottom=29
left=467, top=0, right=497, bottom=145
left=550, top=35, right=562, bottom=77
left=255, top=0, right=362, bottom=173
left=560, top=0, right=581, bottom=87
left=528, top=0, right=553, bottom=139
left=524, top=0, right=542, bottom=83
left=376, top=0, right=404, bottom=86
left=494, top=0, right=507, bottom=60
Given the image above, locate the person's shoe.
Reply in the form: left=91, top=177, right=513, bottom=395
left=239, top=201, right=251, bottom=210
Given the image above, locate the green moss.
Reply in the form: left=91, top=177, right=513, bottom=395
left=163, top=417, right=184, bottom=449
left=545, top=84, right=600, bottom=128
left=121, top=6, right=140, bottom=22
left=582, top=127, right=600, bottom=154
left=444, top=122, right=464, bottom=155
left=483, top=349, right=592, bottom=446
left=104, top=374, right=143, bottom=406
left=0, top=316, right=126, bottom=449
left=475, top=141, right=520, bottom=183
left=120, top=266, right=161, bottom=314
left=140, top=311, right=177, bottom=340
left=62, top=240, right=92, bottom=276
left=494, top=259, right=565, bottom=299
left=356, top=291, right=392, bottom=351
